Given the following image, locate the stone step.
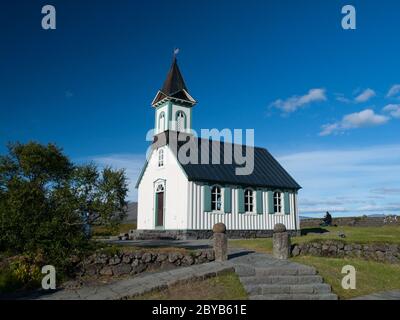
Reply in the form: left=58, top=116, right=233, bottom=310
left=245, top=283, right=332, bottom=295
left=254, top=266, right=317, bottom=276
left=249, top=293, right=338, bottom=300
left=241, top=275, right=324, bottom=286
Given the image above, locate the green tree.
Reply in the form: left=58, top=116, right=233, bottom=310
left=0, top=142, right=128, bottom=269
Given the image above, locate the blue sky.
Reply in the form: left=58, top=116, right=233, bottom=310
left=1, top=0, right=400, bottom=217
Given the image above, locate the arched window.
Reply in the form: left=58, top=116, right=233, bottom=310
left=274, top=191, right=282, bottom=213
left=158, top=149, right=164, bottom=167
left=211, top=186, right=222, bottom=211
left=176, top=111, right=186, bottom=132
left=159, top=112, right=165, bottom=132
left=244, top=189, right=254, bottom=212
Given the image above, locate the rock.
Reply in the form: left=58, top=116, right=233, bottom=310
left=182, top=255, right=194, bottom=266
left=273, top=224, right=290, bottom=260
left=122, top=254, right=132, bottom=264
left=131, top=259, right=140, bottom=267
left=338, top=232, right=346, bottom=238
left=344, top=244, right=353, bottom=251
left=109, top=255, right=121, bottom=265
left=112, top=263, right=131, bottom=276
left=212, top=223, right=226, bottom=234
left=328, top=246, right=337, bottom=255
left=194, top=251, right=203, bottom=257
left=142, top=252, right=153, bottom=263
left=131, top=263, right=147, bottom=275
left=134, top=252, right=143, bottom=259
left=375, top=251, right=385, bottom=261
left=213, top=231, right=228, bottom=261
left=85, top=264, right=99, bottom=276
left=309, top=247, right=320, bottom=256
left=156, top=254, right=168, bottom=262
left=291, top=245, right=300, bottom=256
left=206, top=250, right=215, bottom=261
left=168, top=252, right=180, bottom=263
left=273, top=223, right=287, bottom=233
left=95, top=254, right=108, bottom=264
left=99, top=266, right=113, bottom=276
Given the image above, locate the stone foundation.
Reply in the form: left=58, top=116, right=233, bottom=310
left=129, top=229, right=300, bottom=240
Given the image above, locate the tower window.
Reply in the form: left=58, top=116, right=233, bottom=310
left=159, top=112, right=165, bottom=132
left=158, top=149, right=164, bottom=167
left=176, top=111, right=186, bottom=132
left=244, top=189, right=254, bottom=212
left=274, top=191, right=282, bottom=214
left=211, top=186, right=222, bottom=211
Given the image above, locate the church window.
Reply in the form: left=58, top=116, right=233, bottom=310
left=158, top=149, right=164, bottom=167
left=274, top=191, right=282, bottom=214
left=244, top=189, right=254, bottom=212
left=176, top=111, right=186, bottom=131
left=211, top=186, right=222, bottom=211
left=159, top=112, right=165, bottom=132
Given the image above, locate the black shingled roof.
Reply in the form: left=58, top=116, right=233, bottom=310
left=152, top=57, right=195, bottom=106
left=147, top=131, right=301, bottom=190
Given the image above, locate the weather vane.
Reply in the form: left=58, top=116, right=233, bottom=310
left=173, top=48, right=180, bottom=57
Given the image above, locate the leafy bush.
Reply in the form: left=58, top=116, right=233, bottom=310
left=0, top=142, right=128, bottom=279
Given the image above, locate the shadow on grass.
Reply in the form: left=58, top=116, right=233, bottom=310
left=301, top=227, right=330, bottom=236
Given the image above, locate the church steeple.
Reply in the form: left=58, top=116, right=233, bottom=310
left=152, top=53, right=196, bottom=135
left=152, top=54, right=196, bottom=107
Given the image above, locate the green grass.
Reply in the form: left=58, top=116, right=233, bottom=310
left=132, top=271, right=248, bottom=300
left=91, top=223, right=137, bottom=237
left=297, top=225, right=400, bottom=244
left=292, top=255, right=400, bottom=299
left=230, top=225, right=400, bottom=254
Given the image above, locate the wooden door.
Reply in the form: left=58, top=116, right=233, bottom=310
left=156, top=192, right=164, bottom=227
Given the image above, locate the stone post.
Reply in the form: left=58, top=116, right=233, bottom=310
left=273, top=223, right=291, bottom=260
left=213, top=223, right=228, bottom=261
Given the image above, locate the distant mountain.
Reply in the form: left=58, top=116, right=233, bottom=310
left=299, top=216, right=315, bottom=220
left=124, top=202, right=137, bottom=222
left=367, top=214, right=387, bottom=218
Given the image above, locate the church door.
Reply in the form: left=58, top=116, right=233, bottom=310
left=156, top=191, right=164, bottom=227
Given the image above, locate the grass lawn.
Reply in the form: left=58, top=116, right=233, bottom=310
left=230, top=225, right=400, bottom=254
left=292, top=256, right=400, bottom=299
left=132, top=272, right=248, bottom=300
left=92, top=223, right=137, bottom=237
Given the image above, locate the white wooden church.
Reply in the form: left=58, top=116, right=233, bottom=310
left=135, top=57, right=301, bottom=239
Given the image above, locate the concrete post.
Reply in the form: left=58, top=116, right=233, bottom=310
left=273, top=223, right=291, bottom=260
left=213, top=223, right=228, bottom=261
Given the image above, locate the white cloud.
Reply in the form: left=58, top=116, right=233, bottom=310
left=277, top=144, right=400, bottom=216
left=383, top=104, right=400, bottom=118
left=271, top=88, right=327, bottom=113
left=335, top=94, right=351, bottom=103
left=320, top=109, right=389, bottom=136
left=89, top=153, right=146, bottom=201
left=386, top=84, right=400, bottom=98
left=354, top=88, right=376, bottom=103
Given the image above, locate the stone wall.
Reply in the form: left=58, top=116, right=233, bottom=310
left=301, top=216, right=399, bottom=228
left=130, top=229, right=300, bottom=240
left=76, top=249, right=215, bottom=278
left=291, top=240, right=400, bottom=264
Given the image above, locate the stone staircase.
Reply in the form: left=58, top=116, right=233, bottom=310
left=230, top=251, right=338, bottom=300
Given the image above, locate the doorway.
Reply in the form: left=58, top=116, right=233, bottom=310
left=156, top=191, right=164, bottom=227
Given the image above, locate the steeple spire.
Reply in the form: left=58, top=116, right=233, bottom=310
left=151, top=52, right=196, bottom=107
left=161, top=55, right=188, bottom=96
